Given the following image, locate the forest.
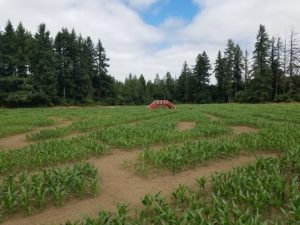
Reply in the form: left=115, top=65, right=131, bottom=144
left=0, top=21, right=299, bottom=107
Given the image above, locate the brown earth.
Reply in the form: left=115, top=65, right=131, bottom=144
left=205, top=113, right=221, bottom=121
left=231, top=126, right=259, bottom=135
left=64, top=131, right=83, bottom=140
left=176, top=121, right=196, bottom=131
left=0, top=119, right=73, bottom=150
left=2, top=149, right=277, bottom=225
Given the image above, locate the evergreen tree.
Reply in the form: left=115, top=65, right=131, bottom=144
left=224, top=39, right=235, bottom=102
left=233, top=44, right=243, bottom=98
left=93, top=39, right=112, bottom=100
left=55, top=28, right=72, bottom=100
left=138, top=74, right=146, bottom=104
left=192, top=51, right=212, bottom=103
left=0, top=26, right=4, bottom=76
left=251, top=24, right=272, bottom=102
left=177, top=61, right=192, bottom=102
left=145, top=80, right=154, bottom=103
left=30, top=24, right=57, bottom=104
left=288, top=29, right=300, bottom=98
left=73, top=33, right=90, bottom=102
left=82, top=36, right=96, bottom=99
left=152, top=74, right=166, bottom=99
left=164, top=72, right=175, bottom=101
left=214, top=51, right=226, bottom=102
left=1, top=21, right=16, bottom=76
left=243, top=50, right=250, bottom=87
left=15, top=23, right=31, bottom=77
left=270, top=37, right=283, bottom=100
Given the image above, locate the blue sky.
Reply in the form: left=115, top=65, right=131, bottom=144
left=140, top=0, right=199, bottom=26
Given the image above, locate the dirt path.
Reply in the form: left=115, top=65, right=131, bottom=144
left=232, top=126, right=258, bottom=135
left=176, top=121, right=196, bottom=131
left=0, top=119, right=72, bottom=150
left=205, top=113, right=221, bottom=121
left=3, top=150, right=277, bottom=225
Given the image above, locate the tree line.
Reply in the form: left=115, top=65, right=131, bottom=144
left=0, top=21, right=114, bottom=106
left=0, top=21, right=299, bottom=107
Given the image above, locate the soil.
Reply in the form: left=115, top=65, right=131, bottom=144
left=2, top=149, right=277, bottom=225
left=0, top=119, right=73, bottom=150
left=176, top=121, right=196, bottom=131
left=64, top=131, right=83, bottom=140
left=231, top=126, right=259, bottom=135
left=205, top=113, right=221, bottom=121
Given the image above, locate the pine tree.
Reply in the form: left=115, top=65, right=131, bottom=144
left=192, top=51, right=212, bottom=103
left=15, top=23, right=31, bottom=77
left=251, top=24, right=272, bottom=102
left=270, top=37, right=283, bottom=100
left=177, top=61, right=192, bottom=102
left=243, top=50, right=250, bottom=87
left=165, top=72, right=175, bottom=101
left=0, top=26, right=4, bottom=76
left=288, top=29, right=300, bottom=98
left=55, top=28, right=72, bottom=99
left=93, top=39, right=112, bottom=100
left=233, top=44, right=243, bottom=98
left=31, top=23, right=57, bottom=104
left=152, top=74, right=166, bottom=99
left=82, top=36, right=96, bottom=99
left=224, top=39, right=235, bottom=102
left=1, top=21, right=16, bottom=76
left=214, top=51, right=226, bottom=102
left=138, top=74, right=146, bottom=104
left=73, top=33, right=90, bottom=102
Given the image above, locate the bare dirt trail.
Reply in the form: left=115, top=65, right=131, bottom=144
left=205, top=113, right=222, bottom=121
left=176, top=121, right=196, bottom=131
left=231, top=126, right=258, bottom=135
left=3, top=149, right=278, bottom=225
left=0, top=119, right=73, bottom=150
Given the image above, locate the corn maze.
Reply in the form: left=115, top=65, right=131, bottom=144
left=0, top=104, right=299, bottom=225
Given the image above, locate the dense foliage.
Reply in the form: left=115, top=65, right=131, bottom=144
left=0, top=21, right=299, bottom=106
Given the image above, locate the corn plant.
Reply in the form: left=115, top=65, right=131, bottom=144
left=0, top=162, right=98, bottom=219
left=0, top=138, right=109, bottom=175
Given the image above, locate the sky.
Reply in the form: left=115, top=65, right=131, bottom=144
left=0, top=0, right=300, bottom=83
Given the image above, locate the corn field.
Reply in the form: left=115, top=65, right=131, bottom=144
left=0, top=104, right=299, bottom=224
left=65, top=148, right=300, bottom=225
left=0, top=162, right=98, bottom=219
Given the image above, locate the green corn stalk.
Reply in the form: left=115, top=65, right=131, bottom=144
left=19, top=183, right=31, bottom=216
left=32, top=175, right=46, bottom=210
left=4, top=176, right=17, bottom=216
left=50, top=184, right=66, bottom=208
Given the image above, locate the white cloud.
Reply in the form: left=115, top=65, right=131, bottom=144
left=125, top=0, right=160, bottom=10
left=0, top=0, right=300, bottom=83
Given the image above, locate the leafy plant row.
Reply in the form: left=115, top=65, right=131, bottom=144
left=140, top=138, right=240, bottom=173
left=24, top=108, right=175, bottom=142
left=0, top=136, right=109, bottom=175
left=26, top=126, right=72, bottom=141
left=93, top=113, right=228, bottom=148
left=136, top=121, right=300, bottom=174
left=0, top=162, right=98, bottom=220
